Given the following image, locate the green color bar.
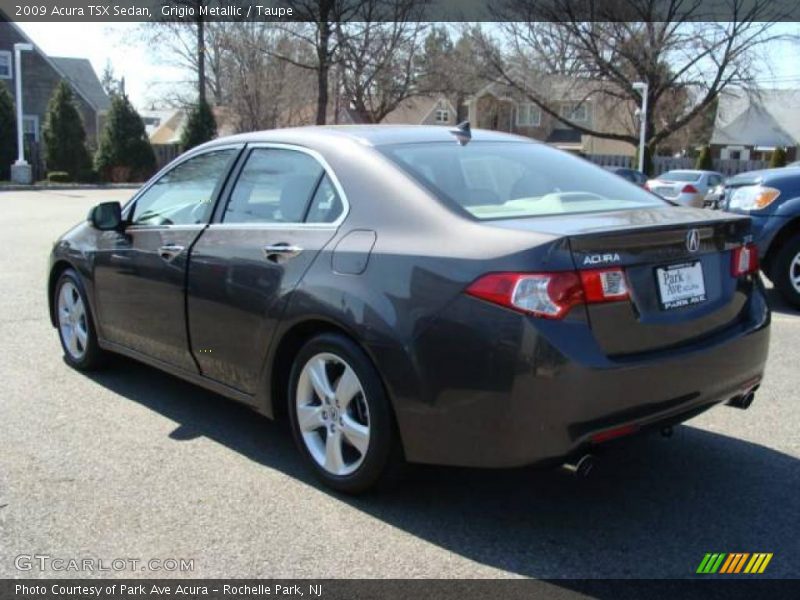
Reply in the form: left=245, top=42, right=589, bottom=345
left=710, top=553, right=727, bottom=573
left=696, top=554, right=713, bottom=574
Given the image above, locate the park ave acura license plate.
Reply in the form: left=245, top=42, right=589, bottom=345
left=656, top=261, right=707, bottom=310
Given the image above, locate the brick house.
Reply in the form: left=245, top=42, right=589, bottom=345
left=0, top=14, right=110, bottom=157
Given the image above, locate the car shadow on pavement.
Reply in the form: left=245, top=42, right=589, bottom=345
left=87, top=356, right=799, bottom=579
left=764, top=284, right=799, bottom=316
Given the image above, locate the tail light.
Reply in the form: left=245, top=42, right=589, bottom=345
left=731, top=243, right=759, bottom=277
left=682, top=184, right=699, bottom=194
left=465, top=268, right=629, bottom=319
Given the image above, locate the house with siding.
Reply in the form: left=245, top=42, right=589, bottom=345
left=710, top=89, right=800, bottom=162
left=0, top=14, right=110, bottom=153
left=463, top=79, right=636, bottom=156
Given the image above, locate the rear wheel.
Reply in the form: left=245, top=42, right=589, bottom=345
left=54, top=269, right=106, bottom=370
left=773, top=235, right=800, bottom=308
left=287, top=333, right=402, bottom=493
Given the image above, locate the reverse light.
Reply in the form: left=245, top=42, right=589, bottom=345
left=681, top=184, right=699, bottom=194
left=731, top=243, right=759, bottom=277
left=465, top=268, right=630, bottom=319
left=728, top=185, right=781, bottom=211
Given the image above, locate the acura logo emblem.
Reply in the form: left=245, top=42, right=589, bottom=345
left=686, top=229, right=700, bottom=253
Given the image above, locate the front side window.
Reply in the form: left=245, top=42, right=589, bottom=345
left=131, top=149, right=237, bottom=226
left=380, top=141, right=666, bottom=220
left=224, top=148, right=332, bottom=224
left=0, top=51, right=11, bottom=79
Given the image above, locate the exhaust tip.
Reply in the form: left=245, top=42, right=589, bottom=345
left=562, top=454, right=595, bottom=479
left=727, top=391, right=755, bottom=410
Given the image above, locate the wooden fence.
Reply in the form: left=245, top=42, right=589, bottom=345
left=153, top=144, right=181, bottom=170
left=586, top=154, right=770, bottom=177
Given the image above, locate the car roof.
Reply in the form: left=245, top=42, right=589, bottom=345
left=202, top=125, right=533, bottom=150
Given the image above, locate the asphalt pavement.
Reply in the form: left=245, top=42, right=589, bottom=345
left=0, top=189, right=798, bottom=580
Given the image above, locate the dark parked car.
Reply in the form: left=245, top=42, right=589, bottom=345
left=49, top=126, right=770, bottom=493
left=603, top=166, right=647, bottom=187
left=723, top=167, right=800, bottom=306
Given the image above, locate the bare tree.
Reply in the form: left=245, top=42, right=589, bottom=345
left=268, top=1, right=361, bottom=124
left=216, top=23, right=316, bottom=131
left=416, top=25, right=493, bottom=121
left=135, top=1, right=228, bottom=106
left=337, top=0, right=429, bottom=123
left=482, top=0, right=791, bottom=153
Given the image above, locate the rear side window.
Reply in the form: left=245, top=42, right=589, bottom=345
left=224, top=148, right=327, bottom=224
left=379, top=142, right=664, bottom=220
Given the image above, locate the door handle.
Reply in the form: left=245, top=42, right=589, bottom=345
left=158, top=244, right=185, bottom=262
left=264, top=243, right=303, bottom=262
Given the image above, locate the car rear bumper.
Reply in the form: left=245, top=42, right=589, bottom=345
left=390, top=286, right=770, bottom=468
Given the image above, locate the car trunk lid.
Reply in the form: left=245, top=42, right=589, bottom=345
left=493, top=207, right=754, bottom=356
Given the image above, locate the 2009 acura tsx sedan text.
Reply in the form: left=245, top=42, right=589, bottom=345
left=48, top=125, right=770, bottom=493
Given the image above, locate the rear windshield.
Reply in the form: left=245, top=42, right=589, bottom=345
left=379, top=142, right=664, bottom=220
left=659, top=171, right=701, bottom=182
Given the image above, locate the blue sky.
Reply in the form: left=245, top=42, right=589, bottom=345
left=16, top=21, right=800, bottom=110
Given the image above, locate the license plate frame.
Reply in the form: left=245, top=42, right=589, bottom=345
left=655, top=261, right=707, bottom=310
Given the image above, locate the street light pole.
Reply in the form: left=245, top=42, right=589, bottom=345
left=632, top=81, right=649, bottom=174
left=11, top=42, right=34, bottom=184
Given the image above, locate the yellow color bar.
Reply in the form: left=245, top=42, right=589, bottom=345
left=758, top=553, right=773, bottom=574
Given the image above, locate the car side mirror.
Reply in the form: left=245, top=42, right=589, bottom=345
left=88, top=202, right=123, bottom=231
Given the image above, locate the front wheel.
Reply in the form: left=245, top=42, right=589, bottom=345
left=54, top=269, right=106, bottom=370
left=287, top=333, right=403, bottom=493
left=773, top=235, right=800, bottom=308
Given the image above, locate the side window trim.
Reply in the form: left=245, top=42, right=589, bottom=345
left=122, top=144, right=246, bottom=228
left=209, top=142, right=350, bottom=229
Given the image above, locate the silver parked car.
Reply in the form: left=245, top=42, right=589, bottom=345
left=646, top=170, right=725, bottom=207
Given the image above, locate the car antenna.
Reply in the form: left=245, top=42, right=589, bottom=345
left=449, top=121, right=471, bottom=146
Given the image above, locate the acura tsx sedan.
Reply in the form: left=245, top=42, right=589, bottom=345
left=48, top=125, right=770, bottom=492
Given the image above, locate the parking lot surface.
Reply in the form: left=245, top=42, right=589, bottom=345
left=1, top=190, right=798, bottom=579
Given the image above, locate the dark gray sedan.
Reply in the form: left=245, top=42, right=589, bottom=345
left=48, top=125, right=770, bottom=492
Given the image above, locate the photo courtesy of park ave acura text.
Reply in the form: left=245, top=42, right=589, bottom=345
left=0, top=0, right=799, bottom=595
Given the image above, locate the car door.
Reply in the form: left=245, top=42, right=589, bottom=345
left=186, top=145, right=347, bottom=394
left=93, top=147, right=241, bottom=371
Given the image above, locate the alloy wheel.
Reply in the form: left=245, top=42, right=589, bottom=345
left=57, top=281, right=89, bottom=360
left=790, top=252, right=800, bottom=294
left=295, top=352, right=371, bottom=476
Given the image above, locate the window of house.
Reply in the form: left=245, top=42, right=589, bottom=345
left=729, top=150, right=741, bottom=160
left=0, top=51, right=12, bottom=79
left=516, top=103, right=541, bottom=127
left=23, top=115, right=39, bottom=142
left=560, top=102, right=589, bottom=123
left=434, top=108, right=450, bottom=123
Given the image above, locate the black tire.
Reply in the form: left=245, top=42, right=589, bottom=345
left=773, top=235, right=800, bottom=308
left=53, top=269, right=107, bottom=370
left=287, top=332, right=404, bottom=494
